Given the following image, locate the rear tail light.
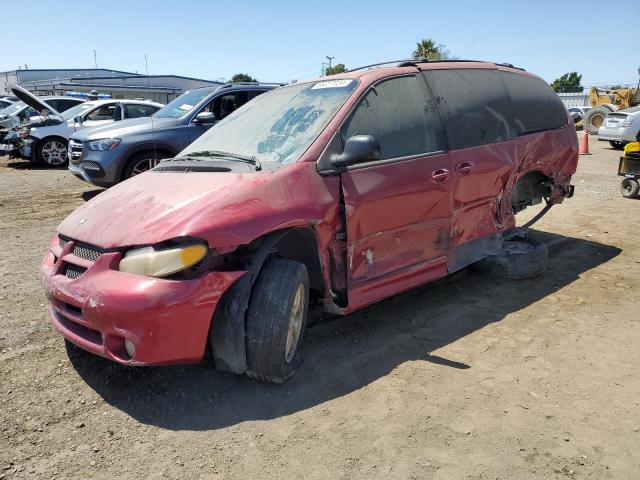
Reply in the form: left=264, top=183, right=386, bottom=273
left=622, top=117, right=634, bottom=128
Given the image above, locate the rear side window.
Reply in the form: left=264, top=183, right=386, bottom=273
left=125, top=104, right=159, bottom=119
left=343, top=75, right=446, bottom=159
left=424, top=69, right=514, bottom=150
left=501, top=72, right=567, bottom=135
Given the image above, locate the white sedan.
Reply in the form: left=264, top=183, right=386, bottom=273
left=25, top=99, right=163, bottom=166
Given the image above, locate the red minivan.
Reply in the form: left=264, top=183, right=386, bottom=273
left=40, top=60, right=578, bottom=382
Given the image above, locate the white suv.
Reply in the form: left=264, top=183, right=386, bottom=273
left=24, top=99, right=163, bottom=166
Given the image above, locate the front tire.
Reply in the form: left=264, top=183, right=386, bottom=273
left=621, top=178, right=640, bottom=198
left=36, top=137, right=68, bottom=167
left=245, top=259, right=309, bottom=383
left=609, top=141, right=626, bottom=150
left=122, top=151, right=168, bottom=181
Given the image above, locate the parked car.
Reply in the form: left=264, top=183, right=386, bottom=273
left=22, top=97, right=163, bottom=166
left=0, top=90, right=83, bottom=154
left=597, top=105, right=640, bottom=149
left=0, top=93, right=82, bottom=130
left=0, top=98, right=14, bottom=110
left=568, top=106, right=591, bottom=119
left=67, top=82, right=281, bottom=187
left=41, top=61, right=577, bottom=383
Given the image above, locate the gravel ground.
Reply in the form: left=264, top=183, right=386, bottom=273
left=0, top=135, right=639, bottom=479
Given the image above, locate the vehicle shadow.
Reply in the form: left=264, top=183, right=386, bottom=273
left=81, top=189, right=104, bottom=201
left=67, top=231, right=621, bottom=431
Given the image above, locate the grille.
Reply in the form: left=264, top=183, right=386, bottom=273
left=73, top=243, right=103, bottom=262
left=68, top=139, right=83, bottom=164
left=59, top=237, right=68, bottom=249
left=65, top=264, right=87, bottom=279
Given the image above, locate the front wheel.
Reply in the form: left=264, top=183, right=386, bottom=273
left=122, top=152, right=168, bottom=181
left=621, top=178, right=640, bottom=198
left=245, top=259, right=309, bottom=383
left=37, top=137, right=68, bottom=167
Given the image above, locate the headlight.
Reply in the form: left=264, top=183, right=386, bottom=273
left=118, top=243, right=208, bottom=277
left=86, top=138, right=121, bottom=151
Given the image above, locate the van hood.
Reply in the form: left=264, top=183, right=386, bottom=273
left=57, top=169, right=275, bottom=249
left=10, top=84, right=60, bottom=115
left=73, top=117, right=179, bottom=140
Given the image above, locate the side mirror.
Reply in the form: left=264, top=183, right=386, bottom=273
left=74, top=115, right=83, bottom=124
left=193, top=111, right=216, bottom=125
left=331, top=135, right=381, bottom=170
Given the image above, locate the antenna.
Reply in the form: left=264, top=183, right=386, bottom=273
left=145, top=54, right=158, bottom=166
left=93, top=50, right=97, bottom=68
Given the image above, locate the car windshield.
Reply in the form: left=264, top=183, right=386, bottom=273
left=154, top=89, right=214, bottom=119
left=180, top=79, right=359, bottom=165
left=60, top=102, right=96, bottom=120
left=0, top=101, right=26, bottom=116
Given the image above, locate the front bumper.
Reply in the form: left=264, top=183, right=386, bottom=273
left=40, top=238, right=245, bottom=365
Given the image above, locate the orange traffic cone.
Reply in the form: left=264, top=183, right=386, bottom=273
left=579, top=132, right=590, bottom=155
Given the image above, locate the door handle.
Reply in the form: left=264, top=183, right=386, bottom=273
left=455, top=161, right=474, bottom=175
left=431, top=168, right=450, bottom=183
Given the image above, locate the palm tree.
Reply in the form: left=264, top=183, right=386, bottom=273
left=412, top=38, right=447, bottom=61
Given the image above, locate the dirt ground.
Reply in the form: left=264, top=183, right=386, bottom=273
left=0, top=135, right=639, bottom=479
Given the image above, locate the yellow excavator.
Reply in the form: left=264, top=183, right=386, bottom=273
left=583, top=85, right=640, bottom=135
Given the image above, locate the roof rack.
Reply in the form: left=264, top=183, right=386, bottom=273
left=348, top=59, right=525, bottom=72
left=216, top=81, right=285, bottom=90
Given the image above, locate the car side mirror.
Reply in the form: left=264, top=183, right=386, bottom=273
left=330, top=135, right=381, bottom=170
left=193, top=111, right=216, bottom=125
left=74, top=115, right=83, bottom=124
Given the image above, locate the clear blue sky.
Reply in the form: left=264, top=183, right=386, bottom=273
left=1, top=0, right=638, bottom=87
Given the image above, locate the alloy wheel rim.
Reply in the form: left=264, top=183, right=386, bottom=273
left=285, top=283, right=305, bottom=363
left=42, top=141, right=68, bottom=165
left=131, top=158, right=160, bottom=176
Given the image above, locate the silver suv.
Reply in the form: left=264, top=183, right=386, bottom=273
left=68, top=82, right=281, bottom=187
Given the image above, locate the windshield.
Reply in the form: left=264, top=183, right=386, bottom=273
left=60, top=102, right=95, bottom=121
left=181, top=79, right=359, bottom=165
left=0, top=101, right=26, bottom=116
left=154, top=89, right=214, bottom=119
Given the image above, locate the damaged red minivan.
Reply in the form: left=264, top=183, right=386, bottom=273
left=40, top=60, right=577, bottom=382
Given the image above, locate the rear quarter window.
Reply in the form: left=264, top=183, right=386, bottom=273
left=501, top=72, right=567, bottom=135
left=423, top=69, right=514, bottom=150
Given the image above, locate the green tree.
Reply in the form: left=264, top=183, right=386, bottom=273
left=550, top=72, right=583, bottom=93
left=231, top=73, right=258, bottom=83
left=325, top=63, right=347, bottom=76
left=412, top=38, right=450, bottom=61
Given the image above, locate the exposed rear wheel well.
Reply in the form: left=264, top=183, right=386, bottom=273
left=511, top=171, right=552, bottom=214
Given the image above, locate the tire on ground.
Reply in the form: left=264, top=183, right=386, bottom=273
left=620, top=178, right=640, bottom=198
left=245, top=258, right=309, bottom=383
left=583, top=106, right=611, bottom=135
left=609, top=141, right=625, bottom=150
left=474, top=236, right=549, bottom=280
left=122, top=151, right=169, bottom=180
left=36, top=136, right=69, bottom=167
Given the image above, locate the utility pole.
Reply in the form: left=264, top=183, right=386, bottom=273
left=93, top=50, right=97, bottom=68
left=325, top=56, right=335, bottom=74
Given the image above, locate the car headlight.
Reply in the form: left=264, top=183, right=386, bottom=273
left=118, top=243, right=208, bottom=277
left=86, top=138, right=121, bottom=151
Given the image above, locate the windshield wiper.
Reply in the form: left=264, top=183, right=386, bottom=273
left=184, top=150, right=262, bottom=171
